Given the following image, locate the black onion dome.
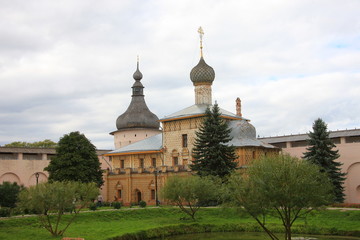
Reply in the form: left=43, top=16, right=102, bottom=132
left=190, top=57, right=215, bottom=85
left=115, top=61, right=160, bottom=130
left=116, top=97, right=160, bottom=130
left=133, top=64, right=143, bottom=80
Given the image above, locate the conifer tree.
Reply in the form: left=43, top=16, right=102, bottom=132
left=45, top=131, right=104, bottom=187
left=303, top=118, right=346, bottom=203
left=190, top=103, right=237, bottom=178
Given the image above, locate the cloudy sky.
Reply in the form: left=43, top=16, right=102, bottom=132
left=0, top=0, right=359, bottom=149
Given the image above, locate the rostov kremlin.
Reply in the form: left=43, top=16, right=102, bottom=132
left=103, top=27, right=278, bottom=205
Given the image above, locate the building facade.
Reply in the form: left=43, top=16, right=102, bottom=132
left=104, top=32, right=278, bottom=205
left=0, top=147, right=110, bottom=188
left=261, top=129, right=360, bottom=204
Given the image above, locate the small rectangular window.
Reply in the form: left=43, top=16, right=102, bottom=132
left=152, top=158, right=156, bottom=167
left=120, top=160, right=125, bottom=168
left=140, top=158, right=144, bottom=168
left=182, top=134, right=188, bottom=147
left=173, top=157, right=178, bottom=166
left=151, top=189, right=156, bottom=200
left=118, top=190, right=122, bottom=199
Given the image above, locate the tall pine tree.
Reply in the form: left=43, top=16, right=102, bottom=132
left=45, top=131, right=104, bottom=187
left=303, top=118, right=346, bottom=203
left=190, top=103, right=237, bottom=178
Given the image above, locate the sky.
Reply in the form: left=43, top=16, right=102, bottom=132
left=0, top=0, right=359, bottom=150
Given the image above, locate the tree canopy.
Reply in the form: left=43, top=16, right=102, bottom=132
left=225, top=154, right=333, bottom=240
left=0, top=182, right=24, bottom=208
left=44, top=131, right=104, bottom=187
left=17, top=181, right=99, bottom=236
left=190, top=103, right=237, bottom=178
left=161, top=175, right=220, bottom=220
left=4, top=139, right=57, bottom=148
left=303, top=118, right=346, bottom=203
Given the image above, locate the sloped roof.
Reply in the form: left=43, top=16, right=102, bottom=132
left=260, top=128, right=360, bottom=144
left=104, top=134, right=162, bottom=156
left=160, top=104, right=248, bottom=122
left=228, top=137, right=277, bottom=148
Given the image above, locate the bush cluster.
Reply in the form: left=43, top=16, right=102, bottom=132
left=113, top=202, right=121, bottom=209
left=139, top=200, right=146, bottom=208
left=89, top=203, right=98, bottom=211
left=0, top=207, right=11, bottom=217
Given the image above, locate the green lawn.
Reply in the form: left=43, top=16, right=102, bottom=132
left=0, top=207, right=359, bottom=240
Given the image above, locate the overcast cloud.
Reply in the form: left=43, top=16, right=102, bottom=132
left=0, top=0, right=359, bottom=149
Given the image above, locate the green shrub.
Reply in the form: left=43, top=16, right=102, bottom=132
left=0, top=207, right=11, bottom=217
left=113, top=202, right=121, bottom=209
left=139, top=200, right=146, bottom=208
left=89, top=203, right=97, bottom=211
left=0, top=182, right=24, bottom=208
left=129, top=202, right=137, bottom=208
left=102, top=201, right=111, bottom=207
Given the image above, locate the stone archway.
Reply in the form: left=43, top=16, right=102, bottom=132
left=28, top=172, right=48, bottom=186
left=346, top=162, right=360, bottom=203
left=0, top=172, right=21, bottom=185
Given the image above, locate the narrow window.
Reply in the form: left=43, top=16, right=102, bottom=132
left=140, top=158, right=144, bottom=168
left=151, top=189, right=156, bottom=200
left=120, top=160, right=125, bottom=168
left=118, top=190, right=122, bottom=199
left=182, top=134, right=188, bottom=147
left=152, top=158, right=156, bottom=167
left=173, top=157, right=178, bottom=166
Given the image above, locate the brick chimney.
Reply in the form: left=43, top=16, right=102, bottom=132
left=236, top=97, right=242, bottom=117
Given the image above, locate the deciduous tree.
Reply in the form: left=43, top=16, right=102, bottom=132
left=303, top=118, right=346, bottom=203
left=225, top=155, right=333, bottom=240
left=4, top=139, right=57, bottom=148
left=161, top=175, right=219, bottom=220
left=44, top=131, right=104, bottom=187
left=17, top=181, right=99, bottom=236
left=190, top=103, right=237, bottom=178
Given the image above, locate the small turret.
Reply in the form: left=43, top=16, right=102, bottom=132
left=115, top=59, right=160, bottom=130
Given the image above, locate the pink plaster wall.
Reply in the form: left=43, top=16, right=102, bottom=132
left=281, top=138, right=360, bottom=204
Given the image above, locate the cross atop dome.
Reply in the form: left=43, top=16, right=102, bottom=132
left=198, top=26, right=204, bottom=57
left=190, top=27, right=215, bottom=105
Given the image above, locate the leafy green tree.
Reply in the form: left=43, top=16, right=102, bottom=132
left=303, top=118, right=346, bottom=203
left=44, top=131, right=104, bottom=187
left=161, top=175, right=220, bottom=220
left=4, top=139, right=57, bottom=148
left=17, top=181, right=99, bottom=236
left=0, top=182, right=24, bottom=208
left=190, top=103, right=237, bottom=178
left=225, top=154, right=333, bottom=240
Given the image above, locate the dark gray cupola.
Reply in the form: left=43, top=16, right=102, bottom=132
left=116, top=60, right=160, bottom=130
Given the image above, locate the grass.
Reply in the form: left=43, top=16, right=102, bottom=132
left=0, top=207, right=360, bottom=240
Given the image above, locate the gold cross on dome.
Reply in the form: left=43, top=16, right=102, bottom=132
left=198, top=26, right=204, bottom=57
left=198, top=27, right=204, bottom=40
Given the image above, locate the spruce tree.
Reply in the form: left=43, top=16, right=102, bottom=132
left=190, top=103, right=237, bottom=178
left=303, top=118, right=346, bottom=203
left=45, top=131, right=104, bottom=187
